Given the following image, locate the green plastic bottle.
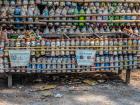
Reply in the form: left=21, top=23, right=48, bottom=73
left=79, top=7, right=85, bottom=27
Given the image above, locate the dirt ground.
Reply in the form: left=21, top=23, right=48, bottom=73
left=0, top=71, right=140, bottom=105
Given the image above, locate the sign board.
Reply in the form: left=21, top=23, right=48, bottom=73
left=9, top=50, right=30, bottom=67
left=76, top=49, right=96, bottom=66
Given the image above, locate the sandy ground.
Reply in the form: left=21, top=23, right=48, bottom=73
left=0, top=71, right=140, bottom=105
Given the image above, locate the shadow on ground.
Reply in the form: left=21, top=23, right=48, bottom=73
left=0, top=71, right=140, bottom=105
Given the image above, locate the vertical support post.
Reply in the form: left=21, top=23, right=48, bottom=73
left=118, top=70, right=122, bottom=75
left=118, top=70, right=122, bottom=80
left=126, top=69, right=131, bottom=84
left=8, top=74, right=12, bottom=88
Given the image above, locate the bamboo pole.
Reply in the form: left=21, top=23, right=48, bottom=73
left=4, top=48, right=140, bottom=51
left=0, top=20, right=140, bottom=24
left=0, top=21, right=46, bottom=25
left=2, top=0, right=140, bottom=3
left=1, top=13, right=140, bottom=19
left=1, top=64, right=139, bottom=71
left=4, top=32, right=125, bottom=38
left=40, top=20, right=140, bottom=23
left=2, top=59, right=140, bottom=65
left=5, top=45, right=139, bottom=49
left=2, top=37, right=140, bottom=40
left=81, top=0, right=140, bottom=3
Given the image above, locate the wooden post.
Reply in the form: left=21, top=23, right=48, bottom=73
left=125, top=69, right=131, bottom=84
left=118, top=70, right=122, bottom=79
left=8, top=74, right=12, bottom=88
left=118, top=70, right=122, bottom=75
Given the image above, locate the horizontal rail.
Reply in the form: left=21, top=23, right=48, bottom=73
left=0, top=13, right=140, bottom=19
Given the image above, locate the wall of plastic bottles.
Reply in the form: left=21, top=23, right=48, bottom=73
left=0, top=38, right=140, bottom=73
left=0, top=0, right=140, bottom=73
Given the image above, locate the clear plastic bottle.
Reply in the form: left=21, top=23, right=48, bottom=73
left=51, top=40, right=56, bottom=56
left=61, top=6, right=67, bottom=26
left=61, top=39, right=65, bottom=55
left=26, top=38, right=31, bottom=47
left=65, top=39, right=70, bottom=55
left=23, top=0, right=28, bottom=5
left=99, top=38, right=104, bottom=55
left=31, top=57, right=36, bottom=70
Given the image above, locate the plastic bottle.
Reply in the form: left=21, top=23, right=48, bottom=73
left=104, top=38, right=108, bottom=55
left=61, top=6, right=67, bottom=26
left=123, top=38, right=128, bottom=54
left=118, top=38, right=123, bottom=54
left=3, top=0, right=9, bottom=5
left=73, top=6, right=79, bottom=26
left=51, top=40, right=56, bottom=56
left=26, top=38, right=31, bottom=47
left=102, top=6, right=108, bottom=20
left=125, top=8, right=131, bottom=20
left=131, top=9, right=137, bottom=20
left=4, top=57, right=9, bottom=69
left=34, top=5, right=40, bottom=16
left=31, top=57, right=36, bottom=70
left=14, top=6, right=22, bottom=28
left=79, top=6, right=85, bottom=27
left=36, top=0, right=41, bottom=4
left=95, top=55, right=100, bottom=71
left=56, top=39, right=60, bottom=56
left=0, top=0, right=3, bottom=4
left=55, top=7, right=62, bottom=26
left=114, top=56, right=119, bottom=71
left=16, top=39, right=21, bottom=47
left=132, top=39, right=138, bottom=54
left=21, top=39, right=25, bottom=47
left=42, top=58, right=46, bottom=70
left=90, top=38, right=94, bottom=46
left=105, top=55, right=110, bottom=71
left=128, top=38, right=132, bottom=54
left=67, top=6, right=74, bottom=26
left=99, top=39, right=103, bottom=55
left=23, top=0, right=28, bottom=5
left=36, top=58, right=42, bottom=72
left=61, top=39, right=65, bottom=55
left=27, top=5, right=34, bottom=28
left=85, top=6, right=91, bottom=25
left=21, top=5, right=28, bottom=22
left=47, top=1, right=53, bottom=7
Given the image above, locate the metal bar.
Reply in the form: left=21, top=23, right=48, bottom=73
left=7, top=74, right=12, bottom=88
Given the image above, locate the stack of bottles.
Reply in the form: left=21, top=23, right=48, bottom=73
left=0, top=38, right=139, bottom=72
left=0, top=26, right=139, bottom=38
left=0, top=0, right=139, bottom=73
left=0, top=1, right=140, bottom=32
